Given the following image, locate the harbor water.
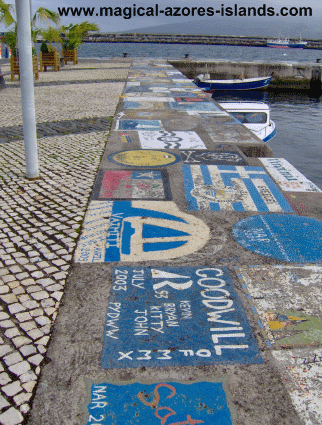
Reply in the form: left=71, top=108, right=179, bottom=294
left=43, top=41, right=322, bottom=188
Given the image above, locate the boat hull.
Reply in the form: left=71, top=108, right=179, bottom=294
left=196, top=76, right=272, bottom=91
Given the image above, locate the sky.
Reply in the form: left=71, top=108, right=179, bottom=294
left=1, top=0, right=321, bottom=36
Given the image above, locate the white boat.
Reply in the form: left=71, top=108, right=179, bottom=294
left=267, top=37, right=307, bottom=48
left=218, top=101, right=276, bottom=143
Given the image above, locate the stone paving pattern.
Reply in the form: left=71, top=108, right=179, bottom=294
left=0, top=59, right=129, bottom=424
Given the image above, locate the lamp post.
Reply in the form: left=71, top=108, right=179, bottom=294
left=15, top=0, right=39, bottom=179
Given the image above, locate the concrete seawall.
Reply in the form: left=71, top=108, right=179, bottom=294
left=169, top=59, right=322, bottom=92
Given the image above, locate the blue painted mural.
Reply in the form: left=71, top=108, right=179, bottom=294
left=101, top=267, right=262, bottom=368
left=232, top=214, right=322, bottom=263
left=167, top=102, right=222, bottom=112
left=86, top=381, right=233, bottom=425
left=116, top=120, right=163, bottom=131
left=75, top=201, right=210, bottom=263
left=182, top=165, right=294, bottom=212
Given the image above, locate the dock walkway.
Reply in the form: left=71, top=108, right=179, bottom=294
left=0, top=58, right=322, bottom=425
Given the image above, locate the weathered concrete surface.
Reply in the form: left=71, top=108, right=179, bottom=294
left=30, top=264, right=301, bottom=425
left=16, top=59, right=322, bottom=425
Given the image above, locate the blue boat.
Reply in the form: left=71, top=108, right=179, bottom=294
left=194, top=75, right=273, bottom=92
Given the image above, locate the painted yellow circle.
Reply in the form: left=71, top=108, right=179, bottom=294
left=111, top=150, right=179, bottom=167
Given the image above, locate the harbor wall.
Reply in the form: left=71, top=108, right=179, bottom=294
left=168, top=59, right=321, bottom=80
left=168, top=59, right=322, bottom=94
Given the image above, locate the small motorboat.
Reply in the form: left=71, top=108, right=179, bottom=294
left=218, top=101, right=276, bottom=143
left=194, top=74, right=273, bottom=92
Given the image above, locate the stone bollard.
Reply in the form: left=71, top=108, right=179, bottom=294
left=309, top=66, right=322, bottom=98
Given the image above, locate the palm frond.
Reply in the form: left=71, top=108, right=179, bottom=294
left=32, top=7, right=60, bottom=27
left=0, top=0, right=15, bottom=27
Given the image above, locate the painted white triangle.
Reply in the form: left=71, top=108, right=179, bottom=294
left=151, top=269, right=190, bottom=279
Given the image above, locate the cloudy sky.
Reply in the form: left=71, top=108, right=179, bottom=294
left=1, top=0, right=321, bottom=35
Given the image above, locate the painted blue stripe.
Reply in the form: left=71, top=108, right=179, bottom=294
left=263, top=127, right=277, bottom=143
left=182, top=165, right=199, bottom=211
left=209, top=202, right=221, bottom=211
left=257, top=320, right=263, bottom=328
left=260, top=175, right=294, bottom=212
left=144, top=240, right=187, bottom=252
left=221, top=173, right=240, bottom=187
left=218, top=165, right=237, bottom=171
left=266, top=340, right=273, bottom=348
left=242, top=178, right=269, bottom=211
left=251, top=306, right=257, bottom=314
left=244, top=166, right=265, bottom=172
left=233, top=201, right=245, bottom=211
left=246, top=293, right=252, bottom=299
left=200, top=164, right=213, bottom=185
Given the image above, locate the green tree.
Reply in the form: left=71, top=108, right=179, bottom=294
left=0, top=1, right=60, bottom=55
left=40, top=26, right=62, bottom=52
left=61, top=21, right=99, bottom=50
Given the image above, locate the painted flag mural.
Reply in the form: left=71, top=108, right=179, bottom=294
left=182, top=165, right=294, bottom=212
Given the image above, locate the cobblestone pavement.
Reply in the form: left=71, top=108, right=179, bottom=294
left=1, top=63, right=127, bottom=127
left=0, top=60, right=129, bottom=424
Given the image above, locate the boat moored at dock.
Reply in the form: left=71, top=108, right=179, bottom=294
left=218, top=101, right=276, bottom=143
left=194, top=74, right=273, bottom=92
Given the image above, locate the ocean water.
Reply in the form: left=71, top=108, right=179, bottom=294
left=54, top=41, right=322, bottom=187
left=77, top=41, right=322, bottom=63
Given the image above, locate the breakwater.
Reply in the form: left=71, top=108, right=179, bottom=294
left=85, top=33, right=322, bottom=50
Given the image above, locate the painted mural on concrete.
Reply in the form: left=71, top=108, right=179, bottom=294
left=115, top=119, right=163, bottom=131
left=182, top=165, right=293, bottom=212
left=108, top=150, right=181, bottom=168
left=232, top=215, right=322, bottom=263
left=124, top=101, right=166, bottom=110
left=101, top=267, right=262, bottom=368
left=272, top=348, right=322, bottom=425
left=124, top=96, right=175, bottom=102
left=74, top=201, right=210, bottom=262
left=237, top=265, right=322, bottom=348
left=117, top=132, right=132, bottom=143
left=180, top=150, right=247, bottom=165
left=91, top=170, right=171, bottom=201
left=167, top=102, right=222, bottom=112
left=87, top=381, right=233, bottom=425
left=260, top=158, right=322, bottom=192
left=139, top=131, right=207, bottom=150
left=173, top=97, right=209, bottom=102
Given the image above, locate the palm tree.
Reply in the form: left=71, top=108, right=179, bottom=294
left=0, top=1, right=60, bottom=55
left=40, top=26, right=62, bottom=52
left=61, top=21, right=99, bottom=50
left=31, top=6, right=60, bottom=28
